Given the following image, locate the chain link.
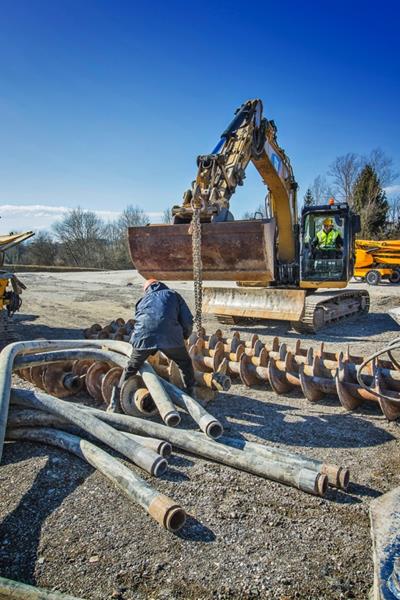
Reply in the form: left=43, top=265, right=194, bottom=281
left=191, top=204, right=203, bottom=336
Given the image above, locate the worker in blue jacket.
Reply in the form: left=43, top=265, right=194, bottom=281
left=116, top=279, right=195, bottom=399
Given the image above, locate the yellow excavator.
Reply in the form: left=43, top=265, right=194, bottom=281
left=128, top=99, right=369, bottom=333
left=0, top=231, right=34, bottom=345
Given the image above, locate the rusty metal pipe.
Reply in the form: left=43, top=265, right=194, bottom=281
left=6, top=427, right=185, bottom=532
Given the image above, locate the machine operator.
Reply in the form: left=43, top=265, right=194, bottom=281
left=111, top=279, right=196, bottom=408
left=312, top=217, right=343, bottom=257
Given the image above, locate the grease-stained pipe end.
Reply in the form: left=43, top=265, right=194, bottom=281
left=320, top=463, right=350, bottom=490
left=316, top=473, right=329, bottom=497
left=205, top=421, right=223, bottom=440
left=158, top=441, right=172, bottom=458
left=148, top=494, right=186, bottom=532
left=151, top=456, right=168, bottom=477
left=337, top=466, right=350, bottom=490
left=164, top=410, right=181, bottom=428
left=199, top=414, right=223, bottom=439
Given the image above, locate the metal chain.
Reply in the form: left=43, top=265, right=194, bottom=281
left=191, top=204, right=203, bottom=336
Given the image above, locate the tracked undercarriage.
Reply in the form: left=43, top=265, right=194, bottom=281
left=205, top=287, right=370, bottom=333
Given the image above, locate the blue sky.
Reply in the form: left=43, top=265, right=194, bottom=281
left=1, top=0, right=399, bottom=231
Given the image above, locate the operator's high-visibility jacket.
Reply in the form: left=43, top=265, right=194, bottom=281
left=316, top=228, right=342, bottom=250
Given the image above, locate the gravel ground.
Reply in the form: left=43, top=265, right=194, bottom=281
left=1, top=271, right=399, bottom=599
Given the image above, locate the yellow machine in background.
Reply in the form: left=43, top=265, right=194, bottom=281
left=355, top=240, right=400, bottom=285
left=0, top=231, right=34, bottom=345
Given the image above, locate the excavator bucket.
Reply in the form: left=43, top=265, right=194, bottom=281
left=128, top=220, right=276, bottom=282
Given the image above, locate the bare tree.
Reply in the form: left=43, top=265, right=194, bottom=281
left=328, top=153, right=361, bottom=204
left=162, top=208, right=172, bottom=224
left=386, top=195, right=400, bottom=237
left=53, top=207, right=105, bottom=267
left=364, top=148, right=399, bottom=188
left=311, top=175, right=333, bottom=204
left=117, top=205, right=149, bottom=230
left=25, top=231, right=57, bottom=266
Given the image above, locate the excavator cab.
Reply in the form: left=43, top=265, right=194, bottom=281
left=300, top=203, right=360, bottom=286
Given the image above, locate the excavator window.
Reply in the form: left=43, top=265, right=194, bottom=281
left=301, top=211, right=347, bottom=281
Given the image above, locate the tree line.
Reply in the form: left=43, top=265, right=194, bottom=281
left=303, top=148, right=400, bottom=238
left=5, top=205, right=151, bottom=269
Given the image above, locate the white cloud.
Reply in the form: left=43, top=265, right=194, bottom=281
left=0, top=204, right=164, bottom=233
left=384, top=185, right=400, bottom=196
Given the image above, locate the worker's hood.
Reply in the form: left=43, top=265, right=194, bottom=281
left=145, top=281, right=169, bottom=295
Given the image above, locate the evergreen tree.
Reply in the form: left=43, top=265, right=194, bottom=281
left=352, top=165, right=389, bottom=238
left=303, top=188, right=314, bottom=207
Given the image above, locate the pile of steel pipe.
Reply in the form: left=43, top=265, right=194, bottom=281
left=3, top=340, right=225, bottom=444
left=1, top=340, right=349, bottom=498
left=188, top=329, right=400, bottom=421
left=1, top=344, right=187, bottom=531
left=8, top=391, right=343, bottom=497
left=15, top=352, right=154, bottom=416
left=13, top=348, right=223, bottom=434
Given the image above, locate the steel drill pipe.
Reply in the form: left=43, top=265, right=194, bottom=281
left=217, top=435, right=349, bottom=489
left=10, top=388, right=167, bottom=477
left=17, top=362, right=83, bottom=399
left=205, top=327, right=396, bottom=370
left=160, top=377, right=224, bottom=439
left=14, top=348, right=128, bottom=370
left=9, top=399, right=326, bottom=495
left=197, top=329, right=397, bottom=381
left=7, top=408, right=73, bottom=430
left=7, top=408, right=173, bottom=458
left=6, top=427, right=185, bottom=532
left=65, top=405, right=328, bottom=496
left=138, top=361, right=181, bottom=427
left=0, top=338, right=148, bottom=461
left=122, top=432, right=172, bottom=458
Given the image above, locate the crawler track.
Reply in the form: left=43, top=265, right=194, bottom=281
left=291, top=289, right=370, bottom=333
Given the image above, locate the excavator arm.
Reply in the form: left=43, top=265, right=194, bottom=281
left=172, top=99, right=298, bottom=262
